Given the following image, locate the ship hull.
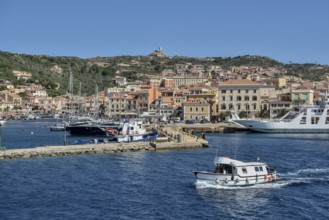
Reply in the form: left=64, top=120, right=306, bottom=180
left=233, top=119, right=329, bottom=133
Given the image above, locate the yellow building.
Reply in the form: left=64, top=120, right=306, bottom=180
left=185, top=87, right=218, bottom=121
left=182, top=101, right=210, bottom=121
left=291, top=89, right=314, bottom=109
left=218, top=79, right=263, bottom=117
left=173, top=76, right=208, bottom=87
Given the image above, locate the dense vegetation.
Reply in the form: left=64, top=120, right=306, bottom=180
left=0, top=51, right=328, bottom=96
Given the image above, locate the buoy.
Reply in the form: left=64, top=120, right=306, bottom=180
left=31, top=131, right=34, bottom=135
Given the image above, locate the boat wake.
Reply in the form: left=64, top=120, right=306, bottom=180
left=280, top=167, right=329, bottom=176
left=195, top=167, right=329, bottom=190
left=277, top=167, right=329, bottom=187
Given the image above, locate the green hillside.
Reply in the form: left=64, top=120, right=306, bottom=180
left=0, top=51, right=328, bottom=96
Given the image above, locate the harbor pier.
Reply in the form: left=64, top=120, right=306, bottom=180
left=0, top=128, right=208, bottom=160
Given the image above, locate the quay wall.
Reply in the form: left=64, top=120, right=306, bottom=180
left=0, top=141, right=208, bottom=160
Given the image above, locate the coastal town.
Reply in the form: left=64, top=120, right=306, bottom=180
left=1, top=49, right=328, bottom=122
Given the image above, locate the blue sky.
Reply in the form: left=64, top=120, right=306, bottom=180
left=1, top=0, right=329, bottom=65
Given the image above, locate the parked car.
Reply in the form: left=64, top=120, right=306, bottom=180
left=171, top=117, right=181, bottom=122
left=199, top=119, right=210, bottom=124
left=185, top=120, right=195, bottom=124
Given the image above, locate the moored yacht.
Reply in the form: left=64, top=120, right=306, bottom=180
left=65, top=120, right=122, bottom=136
left=194, top=156, right=278, bottom=186
left=113, top=119, right=158, bottom=143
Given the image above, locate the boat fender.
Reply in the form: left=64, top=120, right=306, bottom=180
left=215, top=178, right=220, bottom=184
left=224, top=178, right=229, bottom=184
left=268, top=175, right=272, bottom=182
left=246, top=178, right=249, bottom=184
left=235, top=178, right=239, bottom=183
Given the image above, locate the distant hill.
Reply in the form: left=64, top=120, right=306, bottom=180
left=0, top=50, right=328, bottom=96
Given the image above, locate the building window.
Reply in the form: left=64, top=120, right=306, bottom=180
left=221, top=104, right=226, bottom=110
left=238, top=90, right=241, bottom=94
left=230, top=90, right=233, bottom=93
left=222, top=96, right=225, bottom=101
left=252, top=96, right=257, bottom=101
left=304, top=94, right=308, bottom=100
left=246, top=89, right=249, bottom=94
left=246, top=104, right=250, bottom=110
left=201, top=107, right=204, bottom=112
left=222, top=90, right=226, bottom=94
left=242, top=168, right=247, bottom=174
left=253, top=104, right=257, bottom=110
left=230, top=96, right=233, bottom=101
left=190, top=107, right=192, bottom=112
left=196, top=107, right=198, bottom=112
left=237, top=96, right=241, bottom=101
left=244, top=96, right=249, bottom=101
left=254, top=89, right=257, bottom=93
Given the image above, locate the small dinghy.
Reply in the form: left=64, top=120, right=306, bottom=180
left=194, top=156, right=278, bottom=187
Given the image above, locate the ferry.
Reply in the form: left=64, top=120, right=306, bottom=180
left=231, top=92, right=329, bottom=133
left=232, top=105, right=329, bottom=133
left=194, top=156, right=278, bottom=186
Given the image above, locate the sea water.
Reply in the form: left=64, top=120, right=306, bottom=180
left=0, top=120, right=329, bottom=219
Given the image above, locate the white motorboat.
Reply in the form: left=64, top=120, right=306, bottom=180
left=50, top=122, right=66, bottom=131
left=113, top=119, right=158, bottom=143
left=0, top=120, right=6, bottom=126
left=194, top=156, right=278, bottom=187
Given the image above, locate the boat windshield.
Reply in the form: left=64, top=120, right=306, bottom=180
left=266, top=166, right=275, bottom=174
left=214, top=164, right=233, bottom=174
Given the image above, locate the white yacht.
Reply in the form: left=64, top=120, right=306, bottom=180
left=113, top=119, right=158, bottom=143
left=194, top=156, right=278, bottom=187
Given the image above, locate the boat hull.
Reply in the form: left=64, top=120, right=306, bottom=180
left=50, top=127, right=65, bottom=131
left=194, top=171, right=277, bottom=186
left=233, top=119, right=329, bottom=133
left=115, top=132, right=158, bottom=143
left=66, top=126, right=108, bottom=136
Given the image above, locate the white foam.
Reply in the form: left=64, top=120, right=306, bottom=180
left=281, top=168, right=329, bottom=176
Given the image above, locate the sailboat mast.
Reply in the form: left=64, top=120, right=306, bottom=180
left=78, top=82, right=82, bottom=115
left=69, top=73, right=74, bottom=123
left=94, top=84, right=99, bottom=119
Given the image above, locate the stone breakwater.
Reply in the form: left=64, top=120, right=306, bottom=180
left=0, top=141, right=208, bottom=160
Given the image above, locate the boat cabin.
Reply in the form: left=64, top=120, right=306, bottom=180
left=213, top=156, right=270, bottom=177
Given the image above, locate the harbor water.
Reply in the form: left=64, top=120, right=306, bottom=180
left=1, top=120, right=329, bottom=219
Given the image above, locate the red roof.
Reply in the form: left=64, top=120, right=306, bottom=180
left=219, top=79, right=261, bottom=85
